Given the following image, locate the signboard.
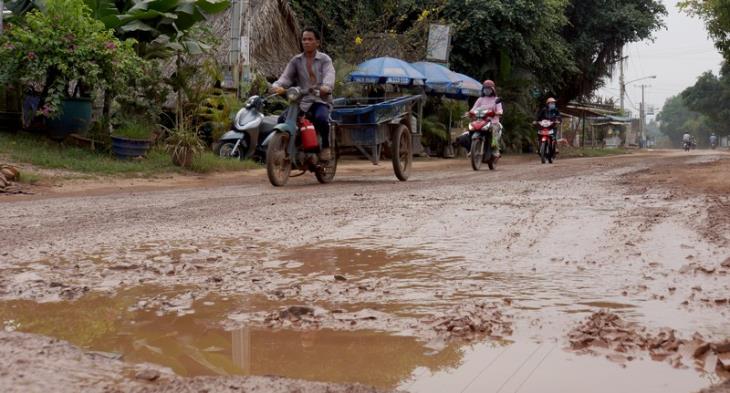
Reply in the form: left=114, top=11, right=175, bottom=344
left=426, top=24, right=450, bottom=62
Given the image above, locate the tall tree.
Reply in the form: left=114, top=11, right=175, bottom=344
left=681, top=63, right=730, bottom=135
left=557, top=0, right=666, bottom=103
left=657, top=95, right=711, bottom=147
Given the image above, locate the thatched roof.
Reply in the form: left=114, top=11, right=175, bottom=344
left=209, top=0, right=301, bottom=79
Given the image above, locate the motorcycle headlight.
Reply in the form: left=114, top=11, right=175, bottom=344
left=287, top=87, right=302, bottom=102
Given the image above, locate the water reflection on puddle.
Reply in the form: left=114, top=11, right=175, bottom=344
left=402, top=341, right=712, bottom=393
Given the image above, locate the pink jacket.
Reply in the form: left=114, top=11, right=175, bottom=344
left=471, top=96, right=503, bottom=123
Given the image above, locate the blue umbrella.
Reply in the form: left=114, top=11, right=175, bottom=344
left=410, top=61, right=462, bottom=93
left=451, top=73, right=483, bottom=97
left=349, top=57, right=426, bottom=86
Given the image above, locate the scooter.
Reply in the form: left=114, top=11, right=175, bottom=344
left=535, top=119, right=559, bottom=164
left=466, top=108, right=499, bottom=171
left=215, top=95, right=279, bottom=162
left=262, top=87, right=337, bottom=186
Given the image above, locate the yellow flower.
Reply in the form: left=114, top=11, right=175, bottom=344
left=355, top=36, right=363, bottom=45
left=417, top=9, right=430, bottom=22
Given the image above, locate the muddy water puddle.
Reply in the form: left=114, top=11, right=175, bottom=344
left=2, top=235, right=728, bottom=392
left=0, top=287, right=719, bottom=392
left=0, top=287, right=462, bottom=389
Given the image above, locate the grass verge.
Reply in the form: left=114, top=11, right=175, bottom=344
left=0, top=131, right=259, bottom=176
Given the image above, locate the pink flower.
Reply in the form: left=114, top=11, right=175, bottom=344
left=27, top=52, right=37, bottom=60
left=105, top=42, right=117, bottom=50
left=39, top=104, right=51, bottom=116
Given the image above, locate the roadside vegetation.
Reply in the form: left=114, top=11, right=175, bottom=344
left=0, top=132, right=258, bottom=176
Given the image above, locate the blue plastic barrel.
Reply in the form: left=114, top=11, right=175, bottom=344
left=46, top=97, right=93, bottom=140
left=111, top=136, right=151, bottom=159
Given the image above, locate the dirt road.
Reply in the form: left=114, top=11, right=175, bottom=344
left=1, top=150, right=729, bottom=393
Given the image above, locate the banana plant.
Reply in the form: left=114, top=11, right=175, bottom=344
left=99, top=0, right=230, bottom=58
left=7, top=0, right=229, bottom=58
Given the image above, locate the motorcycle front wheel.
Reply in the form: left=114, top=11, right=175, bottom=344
left=539, top=141, right=548, bottom=164
left=548, top=141, right=555, bottom=164
left=217, top=142, right=241, bottom=160
left=470, top=138, right=483, bottom=171
left=266, top=133, right=291, bottom=187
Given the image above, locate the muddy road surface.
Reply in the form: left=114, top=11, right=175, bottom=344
left=1, top=150, right=729, bottom=393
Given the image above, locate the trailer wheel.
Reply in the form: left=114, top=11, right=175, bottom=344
left=391, top=124, right=412, bottom=181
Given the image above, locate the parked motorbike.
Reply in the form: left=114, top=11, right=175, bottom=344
left=262, top=87, right=337, bottom=187
left=466, top=108, right=499, bottom=171
left=215, top=95, right=279, bottom=162
left=535, top=119, right=558, bottom=164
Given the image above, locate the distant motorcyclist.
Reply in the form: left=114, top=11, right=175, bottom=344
left=710, top=133, right=718, bottom=149
left=535, top=97, right=562, bottom=153
left=271, top=27, right=336, bottom=161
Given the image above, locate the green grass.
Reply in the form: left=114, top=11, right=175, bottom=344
left=559, top=147, right=633, bottom=158
left=17, top=172, right=43, bottom=185
left=111, top=118, right=154, bottom=140
left=0, top=131, right=259, bottom=176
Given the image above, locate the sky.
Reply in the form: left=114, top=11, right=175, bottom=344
left=596, top=0, right=724, bottom=119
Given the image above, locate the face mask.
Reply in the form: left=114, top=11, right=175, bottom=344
left=548, top=103, right=556, bottom=110
left=482, top=88, right=493, bottom=97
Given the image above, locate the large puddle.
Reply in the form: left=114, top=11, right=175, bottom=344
left=0, top=287, right=463, bottom=389
left=0, top=284, right=721, bottom=392
left=2, top=232, right=729, bottom=393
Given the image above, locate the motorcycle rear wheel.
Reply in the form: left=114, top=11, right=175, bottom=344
left=315, top=145, right=337, bottom=184
left=266, top=133, right=291, bottom=187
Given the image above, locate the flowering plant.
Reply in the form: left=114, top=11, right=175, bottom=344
left=0, top=0, right=143, bottom=118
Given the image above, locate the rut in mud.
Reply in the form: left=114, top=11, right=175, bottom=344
left=1, top=150, right=729, bottom=393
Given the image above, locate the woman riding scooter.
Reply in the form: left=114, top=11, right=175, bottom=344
left=456, top=80, right=504, bottom=156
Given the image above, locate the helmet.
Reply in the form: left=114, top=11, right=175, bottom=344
left=546, top=97, right=557, bottom=104
left=481, top=80, right=496, bottom=96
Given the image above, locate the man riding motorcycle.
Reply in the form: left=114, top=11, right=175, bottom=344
left=683, top=133, right=692, bottom=150
left=535, top=97, right=562, bottom=154
left=270, top=27, right=336, bottom=160
left=456, top=80, right=504, bottom=157
left=710, top=133, right=718, bottom=149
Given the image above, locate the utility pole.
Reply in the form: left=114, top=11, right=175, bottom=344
left=618, top=49, right=628, bottom=114
left=638, top=84, right=651, bottom=148
left=241, top=0, right=252, bottom=83
left=229, top=0, right=241, bottom=91
left=228, top=0, right=252, bottom=97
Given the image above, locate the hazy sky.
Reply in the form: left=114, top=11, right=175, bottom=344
left=597, top=0, right=724, bottom=118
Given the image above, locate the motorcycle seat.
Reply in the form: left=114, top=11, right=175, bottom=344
left=260, top=116, right=279, bottom=134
